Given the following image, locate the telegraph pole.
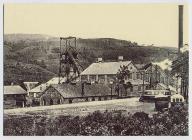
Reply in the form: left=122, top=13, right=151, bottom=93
left=142, top=70, right=145, bottom=95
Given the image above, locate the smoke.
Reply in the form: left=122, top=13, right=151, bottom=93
left=152, top=44, right=188, bottom=71
left=152, top=59, right=172, bottom=71
left=180, top=44, right=189, bottom=53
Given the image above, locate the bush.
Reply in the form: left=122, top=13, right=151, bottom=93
left=3, top=106, right=188, bottom=136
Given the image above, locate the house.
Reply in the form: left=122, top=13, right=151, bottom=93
left=28, top=77, right=66, bottom=98
left=80, top=56, right=138, bottom=84
left=4, top=85, right=27, bottom=109
left=80, top=56, right=151, bottom=96
left=135, top=63, right=168, bottom=89
left=39, top=83, right=117, bottom=106
left=125, top=79, right=149, bottom=96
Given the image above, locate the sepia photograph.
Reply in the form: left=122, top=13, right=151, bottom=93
left=2, top=2, right=189, bottom=136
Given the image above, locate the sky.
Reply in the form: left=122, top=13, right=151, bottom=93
left=4, top=4, right=189, bottom=47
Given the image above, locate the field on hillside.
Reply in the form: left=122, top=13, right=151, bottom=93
left=4, top=34, right=177, bottom=84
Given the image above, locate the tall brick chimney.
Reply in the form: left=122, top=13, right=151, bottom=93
left=178, top=5, right=183, bottom=54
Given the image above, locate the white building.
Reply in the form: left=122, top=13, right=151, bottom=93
left=80, top=56, right=138, bottom=84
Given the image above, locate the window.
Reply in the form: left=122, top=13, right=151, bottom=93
left=130, top=87, right=133, bottom=92
left=98, top=75, right=105, bottom=83
left=81, top=75, right=87, bottom=82
left=173, top=99, right=176, bottom=102
left=128, top=73, right=132, bottom=79
left=50, top=99, right=53, bottom=105
left=154, top=91, right=159, bottom=95
left=92, top=97, right=95, bottom=101
left=57, top=99, right=60, bottom=104
left=136, top=73, right=140, bottom=79
left=145, top=73, right=149, bottom=82
left=90, top=75, right=96, bottom=83
left=138, top=86, right=141, bottom=91
left=98, top=97, right=101, bottom=101
left=176, top=98, right=180, bottom=102
left=69, top=99, right=72, bottom=104
left=43, top=99, right=46, bottom=106
left=165, top=92, right=170, bottom=95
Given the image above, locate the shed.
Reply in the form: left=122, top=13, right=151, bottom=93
left=4, top=85, right=27, bottom=108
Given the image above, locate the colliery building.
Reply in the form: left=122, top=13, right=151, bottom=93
left=80, top=56, right=149, bottom=95
left=4, top=85, right=27, bottom=109
left=80, top=56, right=138, bottom=84
left=3, top=55, right=172, bottom=108
left=136, top=63, right=169, bottom=89
left=40, top=83, right=116, bottom=106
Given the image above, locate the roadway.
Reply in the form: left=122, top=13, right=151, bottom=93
left=4, top=97, right=156, bottom=116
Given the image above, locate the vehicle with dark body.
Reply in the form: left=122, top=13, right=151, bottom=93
left=154, top=95, right=170, bottom=111
left=139, top=89, right=171, bottom=102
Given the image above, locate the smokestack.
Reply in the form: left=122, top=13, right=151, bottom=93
left=178, top=5, right=183, bottom=54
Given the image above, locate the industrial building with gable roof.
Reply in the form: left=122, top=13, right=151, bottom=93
left=40, top=83, right=117, bottom=106
left=4, top=85, right=27, bottom=108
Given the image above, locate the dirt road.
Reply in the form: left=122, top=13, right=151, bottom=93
left=4, top=97, right=156, bottom=116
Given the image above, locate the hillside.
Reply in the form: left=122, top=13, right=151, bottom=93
left=4, top=34, right=177, bottom=84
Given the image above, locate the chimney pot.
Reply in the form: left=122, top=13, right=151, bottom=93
left=118, top=56, right=123, bottom=61
left=97, top=58, right=103, bottom=63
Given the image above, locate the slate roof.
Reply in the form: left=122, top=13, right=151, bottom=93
left=135, top=64, right=145, bottom=70
left=49, top=83, right=114, bottom=98
left=4, top=85, right=27, bottom=95
left=81, top=61, right=132, bottom=75
left=29, top=77, right=66, bottom=93
left=47, top=77, right=66, bottom=85
left=29, top=83, right=47, bottom=93
left=157, top=83, right=177, bottom=93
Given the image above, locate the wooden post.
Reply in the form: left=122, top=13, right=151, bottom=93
left=104, top=75, right=107, bottom=84
left=142, top=70, right=145, bottom=95
left=22, top=101, right=25, bottom=108
left=96, top=75, right=98, bottom=82
left=87, top=75, right=90, bottom=82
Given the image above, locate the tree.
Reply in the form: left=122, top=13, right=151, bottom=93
left=116, top=65, right=133, bottom=97
left=116, top=65, right=130, bottom=84
left=171, top=51, right=188, bottom=102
